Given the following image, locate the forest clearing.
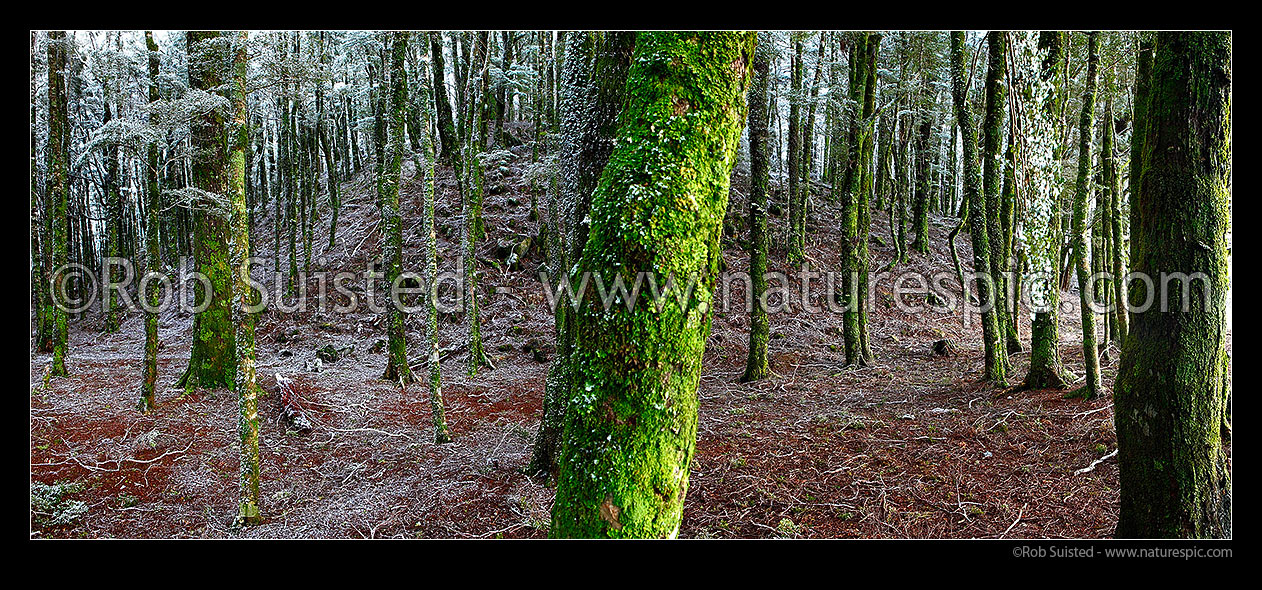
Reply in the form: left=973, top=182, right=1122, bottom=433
left=29, top=29, right=1231, bottom=544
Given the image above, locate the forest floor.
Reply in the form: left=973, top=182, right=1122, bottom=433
left=30, top=136, right=1231, bottom=538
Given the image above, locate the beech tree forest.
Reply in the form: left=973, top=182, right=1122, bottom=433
left=29, top=29, right=1231, bottom=543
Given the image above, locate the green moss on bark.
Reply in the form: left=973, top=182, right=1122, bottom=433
left=381, top=32, right=414, bottom=385
left=178, top=31, right=235, bottom=393
left=742, top=34, right=772, bottom=383
left=550, top=32, right=756, bottom=538
left=1068, top=32, right=1102, bottom=399
left=950, top=32, right=1005, bottom=384
left=1114, top=31, right=1231, bottom=539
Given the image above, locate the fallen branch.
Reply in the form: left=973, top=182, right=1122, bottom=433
left=1000, top=502, right=1028, bottom=538
left=1074, top=449, right=1118, bottom=475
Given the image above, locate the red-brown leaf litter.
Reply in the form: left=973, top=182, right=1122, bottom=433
left=30, top=136, right=1230, bottom=538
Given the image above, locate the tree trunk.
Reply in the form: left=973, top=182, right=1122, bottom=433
left=528, top=31, right=634, bottom=477
left=550, top=32, right=755, bottom=538
left=139, top=31, right=162, bottom=413
left=742, top=33, right=772, bottom=383
left=227, top=30, right=262, bottom=525
left=981, top=31, right=1014, bottom=375
left=951, top=32, right=1005, bottom=384
left=1115, top=31, right=1231, bottom=539
left=1023, top=31, right=1071, bottom=390
left=178, top=31, right=235, bottom=392
left=381, top=32, right=414, bottom=384
left=46, top=31, right=70, bottom=376
left=429, top=32, right=459, bottom=165
left=1068, top=31, right=1102, bottom=399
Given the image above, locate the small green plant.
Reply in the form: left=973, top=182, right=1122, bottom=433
left=776, top=517, right=801, bottom=537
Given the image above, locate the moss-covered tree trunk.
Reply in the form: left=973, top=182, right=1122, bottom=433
left=1068, top=31, right=1102, bottom=399
left=31, top=32, right=50, bottom=356
left=742, top=33, right=772, bottom=383
left=950, top=31, right=1005, bottom=384
left=46, top=31, right=69, bottom=377
left=981, top=31, right=1014, bottom=374
left=381, top=32, right=414, bottom=384
left=1115, top=31, right=1231, bottom=539
left=856, top=33, right=880, bottom=362
left=838, top=32, right=873, bottom=367
left=1101, top=94, right=1129, bottom=346
left=528, top=31, right=635, bottom=477
left=178, top=31, right=235, bottom=392
left=102, top=93, right=122, bottom=334
left=1023, top=31, right=1072, bottom=389
left=1127, top=35, right=1154, bottom=332
left=428, top=32, right=458, bottom=166
left=139, top=30, right=162, bottom=413
left=550, top=32, right=755, bottom=538
left=910, top=115, right=931, bottom=255
left=800, top=35, right=824, bottom=220
left=461, top=32, right=492, bottom=376
left=416, top=63, right=452, bottom=445
left=227, top=31, right=261, bottom=525
left=786, top=36, right=803, bottom=264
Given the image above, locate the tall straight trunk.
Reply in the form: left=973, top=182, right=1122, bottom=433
left=317, top=33, right=340, bottom=250
left=460, top=32, right=492, bottom=376
left=1104, top=103, right=1129, bottom=345
left=550, top=32, right=755, bottom=538
left=894, top=110, right=909, bottom=264
left=875, top=109, right=893, bottom=215
left=1115, top=31, right=1231, bottom=539
left=1068, top=31, right=1102, bottom=398
left=381, top=32, right=414, bottom=384
left=46, top=31, right=69, bottom=376
left=785, top=37, right=803, bottom=264
left=139, top=31, right=162, bottom=412
left=415, top=59, right=452, bottom=444
left=1023, top=31, right=1071, bottom=389
left=274, top=96, right=285, bottom=275
left=1000, top=132, right=1022, bottom=352
left=981, top=31, right=1014, bottom=374
left=951, top=31, right=1005, bottom=384
left=32, top=32, right=50, bottom=354
left=910, top=114, right=931, bottom=254
left=742, top=33, right=772, bottom=383
left=855, top=34, right=880, bottom=362
left=838, top=33, right=874, bottom=367
left=527, top=32, right=635, bottom=477
left=227, top=30, right=261, bottom=525
left=429, top=32, right=458, bottom=165
left=178, top=31, right=235, bottom=392
left=801, top=34, right=825, bottom=208
left=1126, top=35, right=1154, bottom=331
left=102, top=94, right=122, bottom=334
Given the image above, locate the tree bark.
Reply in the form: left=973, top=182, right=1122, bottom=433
left=1115, top=31, right=1231, bottom=539
left=550, top=32, right=755, bottom=538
